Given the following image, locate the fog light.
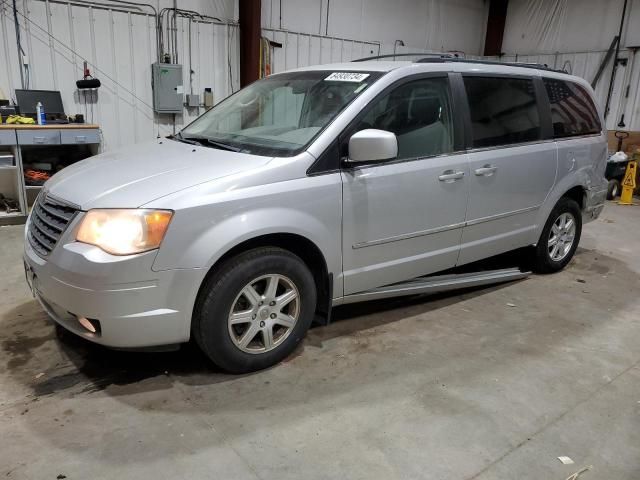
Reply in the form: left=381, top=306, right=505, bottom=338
left=77, top=316, right=99, bottom=334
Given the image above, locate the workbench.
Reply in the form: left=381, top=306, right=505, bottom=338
left=0, top=124, right=101, bottom=225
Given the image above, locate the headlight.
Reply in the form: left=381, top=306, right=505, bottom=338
left=76, top=209, right=173, bottom=255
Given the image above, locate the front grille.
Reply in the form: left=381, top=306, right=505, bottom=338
left=28, top=194, right=78, bottom=257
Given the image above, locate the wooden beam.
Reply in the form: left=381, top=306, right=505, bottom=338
left=484, top=0, right=509, bottom=57
left=239, top=0, right=261, bottom=88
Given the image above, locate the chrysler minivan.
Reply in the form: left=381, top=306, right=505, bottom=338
left=24, top=57, right=607, bottom=373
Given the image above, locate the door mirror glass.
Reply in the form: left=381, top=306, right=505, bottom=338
left=348, top=129, right=398, bottom=163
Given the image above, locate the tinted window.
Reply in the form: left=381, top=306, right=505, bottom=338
left=463, top=76, right=541, bottom=148
left=543, top=78, right=601, bottom=138
left=355, top=77, right=454, bottom=159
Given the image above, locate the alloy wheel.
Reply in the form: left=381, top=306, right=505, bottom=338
left=227, top=274, right=300, bottom=354
left=548, top=212, right=576, bottom=262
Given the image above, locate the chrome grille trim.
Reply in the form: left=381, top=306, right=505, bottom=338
left=28, top=194, right=79, bottom=257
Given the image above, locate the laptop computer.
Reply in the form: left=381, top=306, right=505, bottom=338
left=15, top=89, right=68, bottom=123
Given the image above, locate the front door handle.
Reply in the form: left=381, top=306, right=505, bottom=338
left=438, top=170, right=465, bottom=183
left=474, top=164, right=497, bottom=176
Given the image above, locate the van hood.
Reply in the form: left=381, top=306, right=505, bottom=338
left=44, top=139, right=273, bottom=209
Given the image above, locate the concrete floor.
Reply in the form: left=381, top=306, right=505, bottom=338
left=1, top=203, right=639, bottom=480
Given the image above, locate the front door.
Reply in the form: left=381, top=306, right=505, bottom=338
left=341, top=75, right=469, bottom=295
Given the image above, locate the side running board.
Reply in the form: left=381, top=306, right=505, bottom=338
left=339, top=268, right=530, bottom=305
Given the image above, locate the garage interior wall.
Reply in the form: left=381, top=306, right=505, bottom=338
left=2, top=0, right=639, bottom=150
left=261, top=0, right=489, bottom=58
left=0, top=0, right=240, bottom=151
left=0, top=0, right=489, bottom=151
left=497, top=0, right=640, bottom=131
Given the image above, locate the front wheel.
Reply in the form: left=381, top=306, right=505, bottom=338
left=193, top=247, right=316, bottom=373
left=532, top=197, right=582, bottom=273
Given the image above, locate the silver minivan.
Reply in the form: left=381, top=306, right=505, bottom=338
left=23, top=58, right=607, bottom=372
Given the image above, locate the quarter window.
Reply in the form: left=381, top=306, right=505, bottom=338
left=463, top=76, right=541, bottom=148
left=543, top=78, right=601, bottom=138
left=355, top=77, right=455, bottom=160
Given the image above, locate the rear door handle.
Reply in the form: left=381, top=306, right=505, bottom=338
left=474, top=165, right=497, bottom=176
left=438, top=170, right=465, bottom=183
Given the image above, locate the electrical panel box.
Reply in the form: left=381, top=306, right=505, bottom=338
left=151, top=63, right=183, bottom=114
left=186, top=94, right=200, bottom=108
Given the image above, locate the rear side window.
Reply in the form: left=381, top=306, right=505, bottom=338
left=543, top=78, right=601, bottom=138
left=463, top=76, right=541, bottom=148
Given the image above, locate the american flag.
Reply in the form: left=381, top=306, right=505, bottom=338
left=544, top=79, right=599, bottom=134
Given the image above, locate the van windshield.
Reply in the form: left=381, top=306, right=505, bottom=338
left=179, top=70, right=383, bottom=156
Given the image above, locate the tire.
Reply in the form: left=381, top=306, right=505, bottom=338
left=192, top=247, right=316, bottom=373
left=606, top=179, right=621, bottom=200
left=532, top=197, right=582, bottom=274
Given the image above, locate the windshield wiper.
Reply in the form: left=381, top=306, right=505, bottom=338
left=203, top=138, right=242, bottom=152
left=171, top=132, right=200, bottom=146
left=173, top=132, right=241, bottom=152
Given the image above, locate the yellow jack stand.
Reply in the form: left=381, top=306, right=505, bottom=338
left=619, top=159, right=637, bottom=205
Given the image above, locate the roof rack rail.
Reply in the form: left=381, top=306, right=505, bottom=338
left=351, top=52, right=569, bottom=74
left=416, top=57, right=569, bottom=74
left=352, top=52, right=461, bottom=62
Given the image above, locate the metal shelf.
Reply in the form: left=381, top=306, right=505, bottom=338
left=1, top=126, right=101, bottom=224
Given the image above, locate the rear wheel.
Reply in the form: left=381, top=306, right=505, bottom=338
left=532, top=197, right=582, bottom=273
left=193, top=247, right=316, bottom=373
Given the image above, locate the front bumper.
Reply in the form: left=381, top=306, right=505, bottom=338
left=23, top=225, right=204, bottom=348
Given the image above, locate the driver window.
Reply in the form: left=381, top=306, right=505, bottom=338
left=356, top=77, right=454, bottom=160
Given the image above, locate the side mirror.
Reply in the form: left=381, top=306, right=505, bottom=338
left=347, top=129, right=398, bottom=163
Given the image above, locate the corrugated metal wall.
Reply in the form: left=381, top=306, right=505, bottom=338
left=2, top=1, right=638, bottom=152
left=261, top=0, right=488, bottom=57
left=0, top=1, right=383, bottom=151
left=261, top=27, right=380, bottom=73
left=0, top=0, right=239, bottom=151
